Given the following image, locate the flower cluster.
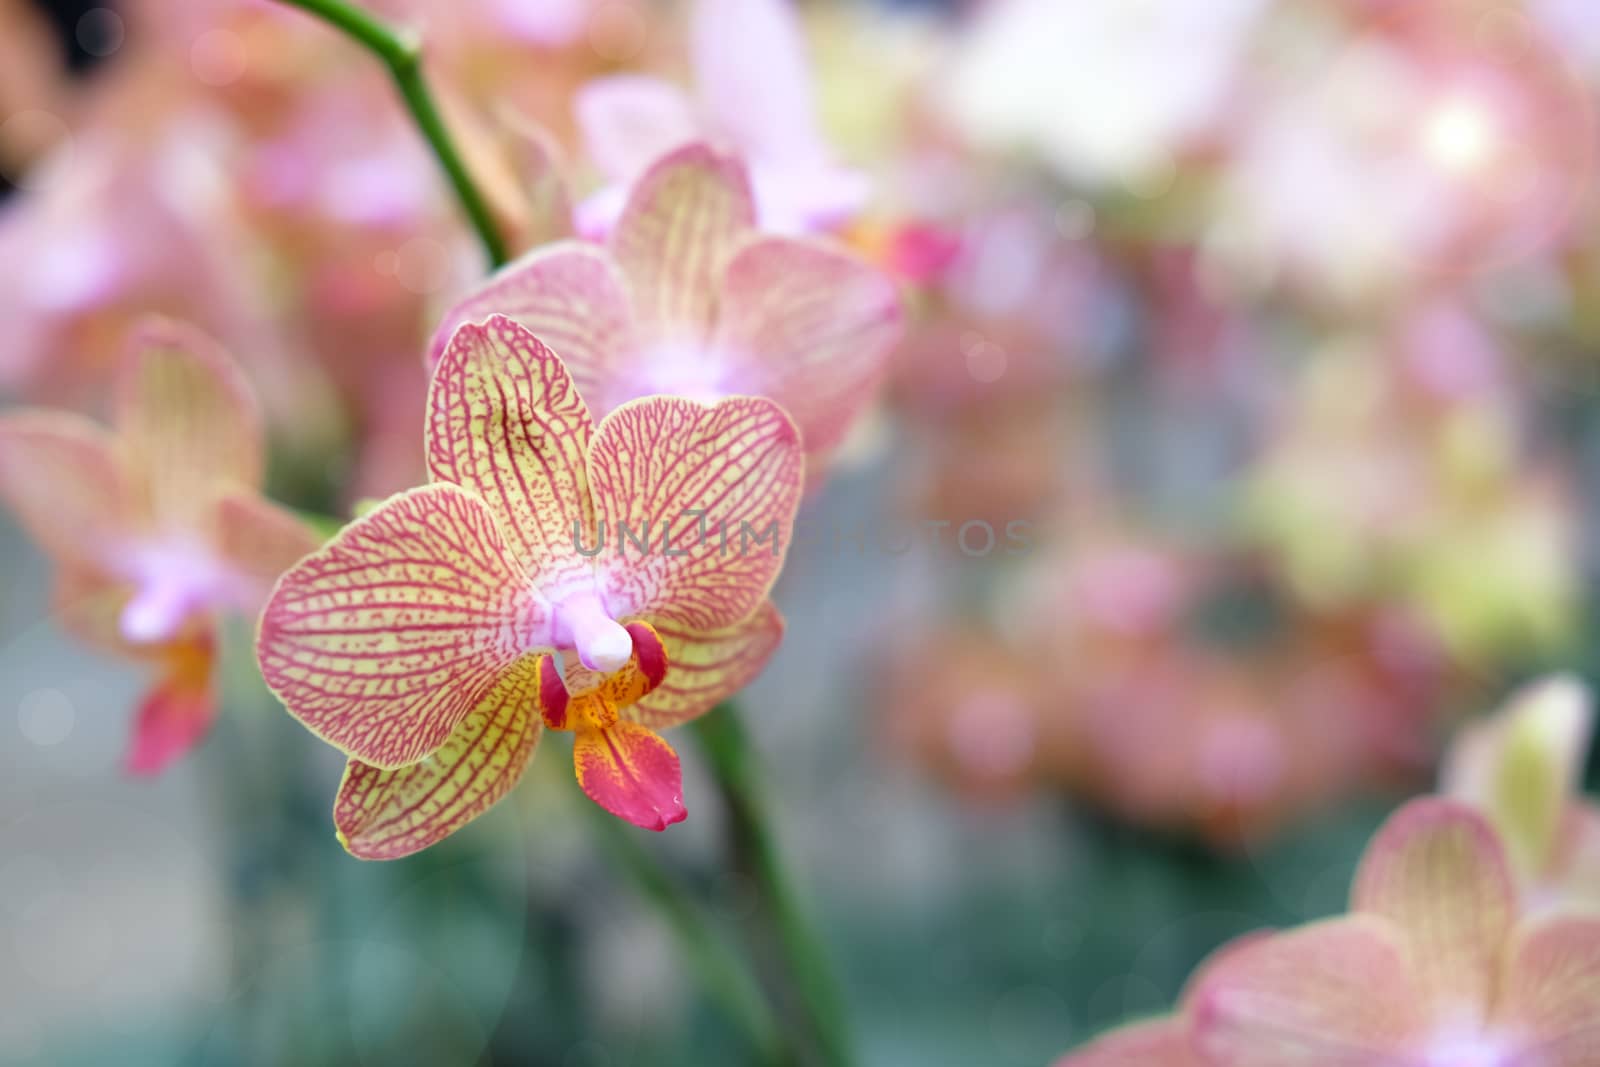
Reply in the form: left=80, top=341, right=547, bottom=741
left=1056, top=677, right=1600, bottom=1065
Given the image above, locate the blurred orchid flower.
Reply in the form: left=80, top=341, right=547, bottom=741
left=1444, top=675, right=1600, bottom=908
left=573, top=0, right=868, bottom=235
left=259, top=316, right=801, bottom=857
left=1061, top=798, right=1600, bottom=1064
left=0, top=319, right=319, bottom=773
left=1190, top=799, right=1600, bottom=1066
left=431, top=143, right=903, bottom=466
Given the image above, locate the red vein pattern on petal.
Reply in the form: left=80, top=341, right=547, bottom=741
left=428, top=315, right=597, bottom=590
left=117, top=317, right=263, bottom=530
left=334, top=655, right=545, bottom=860
left=588, top=396, right=803, bottom=630
left=610, top=143, right=755, bottom=342
left=715, top=235, right=904, bottom=455
left=626, top=601, right=784, bottom=728
left=573, top=719, right=687, bottom=830
left=425, top=242, right=634, bottom=404
left=1351, top=798, right=1517, bottom=1016
left=0, top=411, right=130, bottom=573
left=257, top=483, right=544, bottom=770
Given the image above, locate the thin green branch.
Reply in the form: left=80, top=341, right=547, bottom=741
left=692, top=703, right=856, bottom=1067
left=580, top=798, right=787, bottom=1064
left=271, top=0, right=509, bottom=267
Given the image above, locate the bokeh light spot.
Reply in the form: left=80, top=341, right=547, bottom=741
left=17, top=688, right=74, bottom=747
left=76, top=8, right=125, bottom=57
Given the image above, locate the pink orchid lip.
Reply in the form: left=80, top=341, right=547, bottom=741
left=551, top=589, right=633, bottom=672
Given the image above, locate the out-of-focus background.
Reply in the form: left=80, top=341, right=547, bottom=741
left=3, top=0, right=1600, bottom=1063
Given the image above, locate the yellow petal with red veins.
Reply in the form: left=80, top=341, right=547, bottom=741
left=427, top=316, right=597, bottom=591
left=609, top=143, right=754, bottom=341
left=1189, top=915, right=1428, bottom=1066
left=588, top=396, right=803, bottom=631
left=257, top=483, right=546, bottom=770
left=626, top=602, right=784, bottom=729
left=333, top=656, right=545, bottom=860
left=117, top=317, right=263, bottom=530
left=0, top=410, right=130, bottom=572
left=1351, top=797, right=1516, bottom=1017
left=1496, top=913, right=1600, bottom=1065
left=573, top=719, right=686, bottom=831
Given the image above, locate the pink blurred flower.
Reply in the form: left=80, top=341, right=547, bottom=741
left=1058, top=799, right=1600, bottom=1065
left=0, top=320, right=318, bottom=773
left=432, top=143, right=903, bottom=467
left=573, top=0, right=868, bottom=235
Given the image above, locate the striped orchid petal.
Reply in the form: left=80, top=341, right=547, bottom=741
left=715, top=235, right=904, bottom=453
left=117, top=317, right=264, bottom=530
left=588, top=396, right=803, bottom=631
left=258, top=483, right=546, bottom=770
left=611, top=143, right=755, bottom=341
left=424, top=243, right=634, bottom=401
left=1351, top=798, right=1516, bottom=1016
left=428, top=316, right=597, bottom=591
left=0, top=410, right=130, bottom=572
left=333, top=656, right=545, bottom=860
left=627, top=601, right=784, bottom=728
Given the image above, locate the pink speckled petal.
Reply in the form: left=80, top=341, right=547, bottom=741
left=257, top=483, right=546, bottom=770
left=588, top=396, right=803, bottom=631
left=334, top=656, right=544, bottom=859
left=427, top=316, right=597, bottom=591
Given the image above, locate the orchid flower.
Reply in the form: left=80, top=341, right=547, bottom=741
left=1444, top=675, right=1600, bottom=909
left=1190, top=798, right=1600, bottom=1066
left=572, top=0, right=868, bottom=235
left=1059, top=798, right=1600, bottom=1065
left=258, top=315, right=802, bottom=858
left=0, top=318, right=319, bottom=773
left=430, top=143, right=903, bottom=468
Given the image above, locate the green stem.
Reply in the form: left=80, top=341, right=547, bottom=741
left=271, top=0, right=510, bottom=268
left=580, top=798, right=787, bottom=1064
left=692, top=703, right=856, bottom=1067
